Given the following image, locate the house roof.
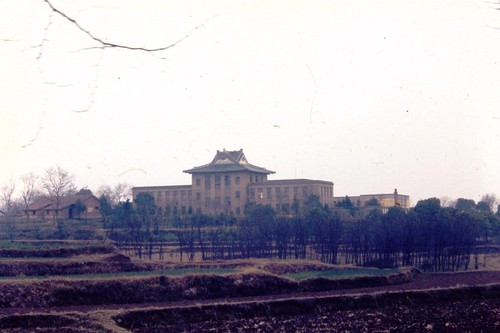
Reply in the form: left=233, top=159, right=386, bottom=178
left=183, top=149, right=275, bottom=175
left=27, top=194, right=99, bottom=211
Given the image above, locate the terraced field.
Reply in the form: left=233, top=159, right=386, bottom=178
left=0, top=242, right=499, bottom=332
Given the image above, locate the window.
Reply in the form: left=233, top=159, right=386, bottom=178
left=236, top=207, right=241, bottom=215
left=157, top=192, right=162, bottom=198
left=235, top=191, right=240, bottom=199
left=215, top=175, right=221, bottom=190
left=258, top=188, right=263, bottom=199
left=195, top=178, right=201, bottom=186
left=235, top=176, right=240, bottom=185
left=224, top=175, right=231, bottom=187
left=196, top=192, right=201, bottom=200
left=205, top=197, right=211, bottom=208
left=276, top=187, right=282, bottom=198
left=284, top=187, right=289, bottom=198
left=250, top=188, right=255, bottom=199
left=181, top=206, right=186, bottom=214
left=293, top=187, right=298, bottom=195
left=188, top=191, right=192, bottom=200
left=181, top=191, right=186, bottom=200
left=215, top=197, right=221, bottom=208
left=225, top=196, right=231, bottom=207
left=276, top=204, right=281, bottom=211
left=205, top=175, right=211, bottom=190
left=173, top=191, right=178, bottom=199
left=166, top=192, right=170, bottom=200
left=267, top=188, right=272, bottom=199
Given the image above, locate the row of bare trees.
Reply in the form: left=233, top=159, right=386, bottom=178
left=106, top=193, right=500, bottom=271
left=0, top=166, right=131, bottom=220
left=0, top=167, right=76, bottom=218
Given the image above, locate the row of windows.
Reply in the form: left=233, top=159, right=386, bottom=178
left=204, top=196, right=232, bottom=208
left=249, top=186, right=311, bottom=200
left=196, top=175, right=241, bottom=189
left=148, top=186, right=331, bottom=203
left=194, top=191, right=241, bottom=200
left=153, top=190, right=192, bottom=201
left=195, top=174, right=266, bottom=190
left=320, top=186, right=333, bottom=198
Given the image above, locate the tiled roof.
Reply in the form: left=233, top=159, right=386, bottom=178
left=184, top=149, right=275, bottom=175
left=27, top=194, right=98, bottom=211
left=27, top=197, right=53, bottom=211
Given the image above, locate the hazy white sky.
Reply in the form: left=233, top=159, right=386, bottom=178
left=1, top=0, right=499, bottom=204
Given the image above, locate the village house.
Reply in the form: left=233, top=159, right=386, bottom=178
left=25, top=189, right=102, bottom=219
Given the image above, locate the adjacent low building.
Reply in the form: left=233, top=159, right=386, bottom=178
left=333, top=189, right=410, bottom=210
left=132, top=149, right=334, bottom=217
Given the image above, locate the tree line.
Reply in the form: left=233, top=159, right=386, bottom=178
left=105, top=192, right=500, bottom=271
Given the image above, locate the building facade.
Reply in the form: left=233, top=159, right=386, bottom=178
left=132, top=149, right=334, bottom=217
left=333, top=189, right=410, bottom=210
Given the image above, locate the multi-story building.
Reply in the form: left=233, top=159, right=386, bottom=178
left=132, top=149, right=334, bottom=217
left=333, top=189, right=410, bottom=210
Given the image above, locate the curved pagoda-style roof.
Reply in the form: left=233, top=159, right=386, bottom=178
left=183, top=149, right=275, bottom=175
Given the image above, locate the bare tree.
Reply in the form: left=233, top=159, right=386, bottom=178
left=439, top=196, right=456, bottom=208
left=42, top=166, right=77, bottom=219
left=114, top=183, right=132, bottom=204
left=480, top=193, right=498, bottom=213
left=96, top=185, right=113, bottom=202
left=97, top=183, right=131, bottom=206
left=20, top=173, right=41, bottom=220
left=0, top=180, right=16, bottom=215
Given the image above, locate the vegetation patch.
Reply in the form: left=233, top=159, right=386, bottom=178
left=0, top=267, right=237, bottom=281
left=0, top=313, right=114, bottom=333
left=286, top=268, right=399, bottom=280
left=0, top=243, right=115, bottom=258
left=0, top=268, right=419, bottom=308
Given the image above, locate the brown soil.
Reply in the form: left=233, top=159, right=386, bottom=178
left=0, top=271, right=498, bottom=332
left=0, top=249, right=499, bottom=332
left=156, top=298, right=499, bottom=333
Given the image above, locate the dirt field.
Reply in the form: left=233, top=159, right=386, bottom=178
left=0, top=245, right=499, bottom=332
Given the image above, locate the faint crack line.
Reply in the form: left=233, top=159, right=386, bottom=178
left=73, top=47, right=105, bottom=113
left=306, top=64, right=318, bottom=124
left=43, top=0, right=214, bottom=53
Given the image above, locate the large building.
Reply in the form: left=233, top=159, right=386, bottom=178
left=132, top=149, right=334, bottom=217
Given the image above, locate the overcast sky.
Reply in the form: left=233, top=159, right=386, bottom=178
left=1, top=0, right=499, bottom=205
